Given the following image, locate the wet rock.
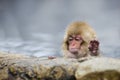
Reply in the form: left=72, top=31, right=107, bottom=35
left=75, top=57, right=120, bottom=80
left=0, top=52, right=120, bottom=80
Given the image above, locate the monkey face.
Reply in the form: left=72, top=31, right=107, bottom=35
left=68, top=35, right=83, bottom=54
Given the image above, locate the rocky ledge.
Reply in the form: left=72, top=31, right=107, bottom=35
left=0, top=52, right=120, bottom=80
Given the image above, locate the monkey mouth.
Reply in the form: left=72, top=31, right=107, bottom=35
left=70, top=48, right=79, bottom=54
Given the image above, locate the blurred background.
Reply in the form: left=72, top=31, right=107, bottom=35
left=0, top=0, right=120, bottom=58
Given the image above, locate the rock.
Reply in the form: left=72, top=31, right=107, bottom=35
left=0, top=51, right=30, bottom=59
left=76, top=57, right=120, bottom=80
left=0, top=52, right=120, bottom=80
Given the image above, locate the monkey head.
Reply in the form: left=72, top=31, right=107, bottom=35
left=62, top=21, right=100, bottom=58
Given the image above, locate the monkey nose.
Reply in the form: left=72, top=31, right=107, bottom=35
left=71, top=43, right=76, bottom=46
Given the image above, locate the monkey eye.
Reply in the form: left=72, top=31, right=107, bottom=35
left=68, top=37, right=82, bottom=42
left=68, top=37, right=73, bottom=41
left=75, top=37, right=81, bottom=41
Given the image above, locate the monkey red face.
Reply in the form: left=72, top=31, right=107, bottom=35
left=68, top=35, right=83, bottom=54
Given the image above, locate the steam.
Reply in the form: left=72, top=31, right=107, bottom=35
left=0, top=0, right=120, bottom=58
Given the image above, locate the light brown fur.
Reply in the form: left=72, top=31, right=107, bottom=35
left=62, top=21, right=100, bottom=58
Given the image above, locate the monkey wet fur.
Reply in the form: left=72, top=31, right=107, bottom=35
left=62, top=21, right=100, bottom=59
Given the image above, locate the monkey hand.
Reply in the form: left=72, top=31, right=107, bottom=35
left=48, top=56, right=56, bottom=59
left=88, top=40, right=99, bottom=56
